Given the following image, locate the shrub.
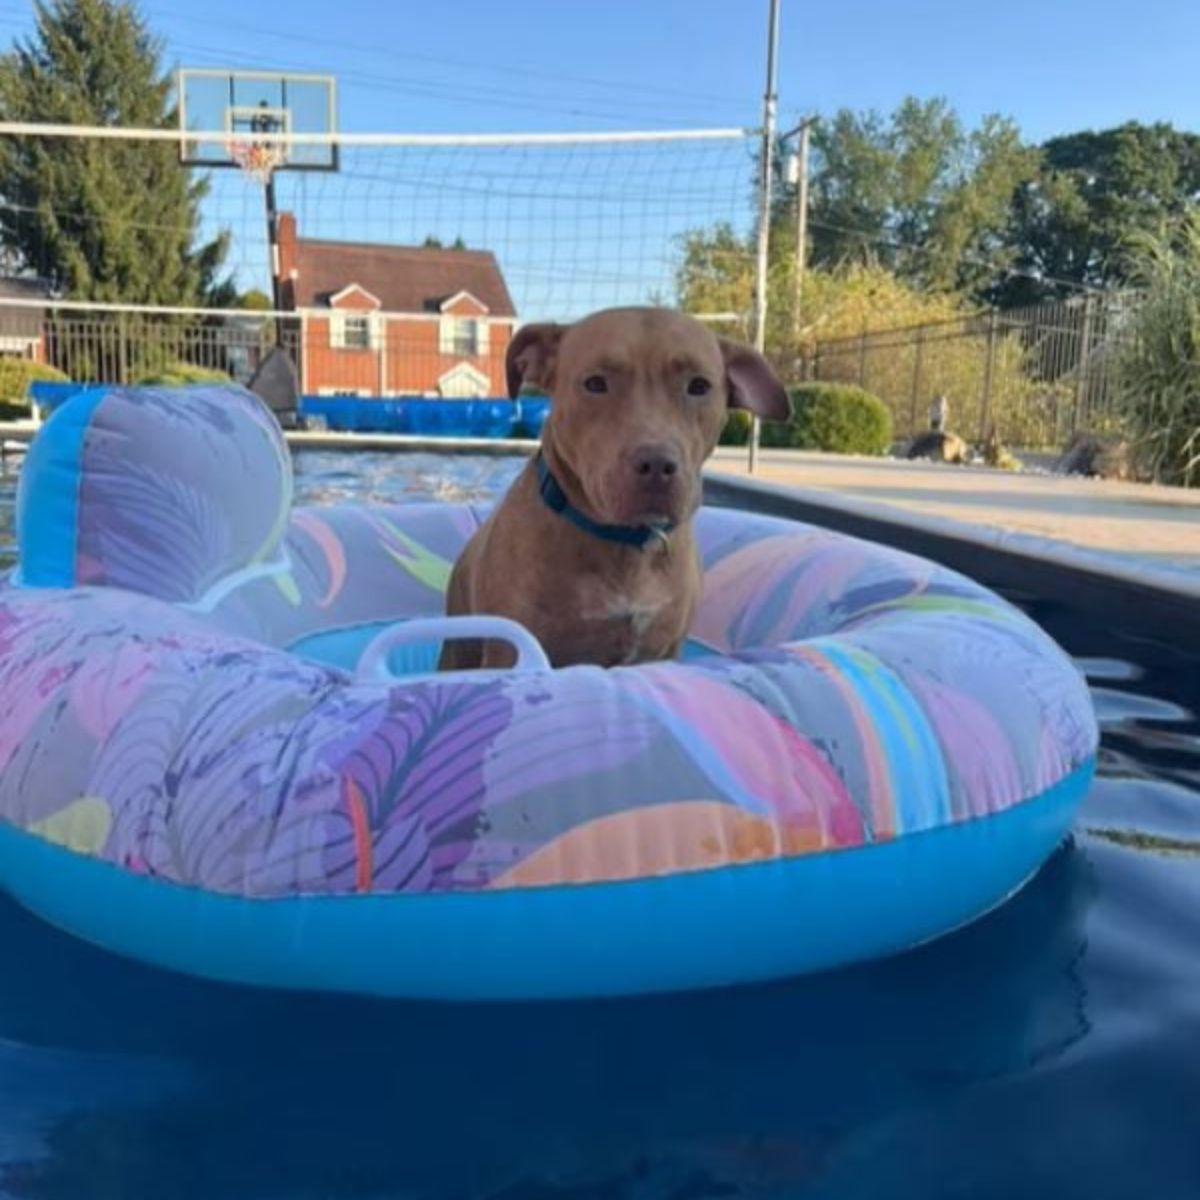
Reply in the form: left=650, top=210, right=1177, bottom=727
left=0, top=358, right=69, bottom=406
left=1113, top=214, right=1200, bottom=487
left=762, top=382, right=893, bottom=455
left=719, top=409, right=752, bottom=445
left=132, top=361, right=233, bottom=387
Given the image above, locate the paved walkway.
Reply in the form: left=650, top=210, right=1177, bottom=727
left=710, top=449, right=1200, bottom=573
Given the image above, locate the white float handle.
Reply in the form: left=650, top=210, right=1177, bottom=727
left=356, top=615, right=552, bottom=681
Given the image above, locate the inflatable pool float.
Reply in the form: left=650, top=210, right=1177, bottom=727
left=0, top=386, right=1097, bottom=1000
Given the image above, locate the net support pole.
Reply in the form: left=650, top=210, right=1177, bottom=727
left=264, top=171, right=282, bottom=344
left=749, top=0, right=781, bottom=476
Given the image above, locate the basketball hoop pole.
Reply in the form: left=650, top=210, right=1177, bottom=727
left=264, top=170, right=282, bottom=341
left=251, top=105, right=284, bottom=344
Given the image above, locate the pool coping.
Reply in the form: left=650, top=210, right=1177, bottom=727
left=702, top=473, right=1200, bottom=654
left=285, top=430, right=538, bottom=456
left=0, top=422, right=540, bottom=458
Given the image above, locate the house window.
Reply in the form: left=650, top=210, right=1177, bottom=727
left=343, top=315, right=371, bottom=349
left=329, top=312, right=376, bottom=350
left=439, top=316, right=483, bottom=357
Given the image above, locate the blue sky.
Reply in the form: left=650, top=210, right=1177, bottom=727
left=105, top=0, right=1200, bottom=140
left=3, top=0, right=1194, bottom=140
left=1, top=0, right=1196, bottom=315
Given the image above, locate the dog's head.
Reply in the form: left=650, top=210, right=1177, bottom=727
left=507, top=307, right=790, bottom=529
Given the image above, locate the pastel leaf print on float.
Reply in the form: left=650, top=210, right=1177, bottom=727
left=319, top=680, right=513, bottom=893
left=29, top=797, right=112, bottom=854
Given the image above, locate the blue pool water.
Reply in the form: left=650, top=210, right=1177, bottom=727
left=0, top=448, right=1198, bottom=1199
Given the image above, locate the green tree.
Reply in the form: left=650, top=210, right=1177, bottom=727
left=0, top=0, right=228, bottom=303
left=237, top=288, right=273, bottom=311
left=675, top=221, right=973, bottom=365
left=798, top=98, right=1037, bottom=296
left=998, top=122, right=1200, bottom=305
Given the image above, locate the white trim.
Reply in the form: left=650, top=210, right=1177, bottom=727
left=328, top=283, right=381, bottom=310
left=299, top=310, right=309, bottom=394
left=329, top=311, right=375, bottom=351
left=439, top=313, right=486, bottom=357
left=177, top=67, right=337, bottom=85
left=0, top=296, right=519, bottom=324
left=309, top=305, right=512, bottom=327
left=439, top=289, right=489, bottom=314
left=379, top=315, right=388, bottom=396
left=0, top=121, right=753, bottom=148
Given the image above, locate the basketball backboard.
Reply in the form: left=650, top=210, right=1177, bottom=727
left=177, top=69, right=338, bottom=172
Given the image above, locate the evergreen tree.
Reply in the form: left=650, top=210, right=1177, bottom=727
left=0, top=0, right=229, bottom=303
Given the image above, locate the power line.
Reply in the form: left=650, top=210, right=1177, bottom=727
left=166, top=38, right=746, bottom=129
left=140, top=4, right=751, bottom=111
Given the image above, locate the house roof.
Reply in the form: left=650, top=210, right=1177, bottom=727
left=0, top=276, right=53, bottom=303
left=0, top=276, right=52, bottom=337
left=291, top=237, right=516, bottom=317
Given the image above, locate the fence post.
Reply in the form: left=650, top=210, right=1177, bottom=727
left=858, top=328, right=868, bottom=387
left=908, top=327, right=925, bottom=438
left=1072, top=294, right=1095, bottom=435
left=980, top=308, right=998, bottom=443
left=117, top=310, right=128, bottom=385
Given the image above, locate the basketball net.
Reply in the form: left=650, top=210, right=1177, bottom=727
left=228, top=139, right=286, bottom=185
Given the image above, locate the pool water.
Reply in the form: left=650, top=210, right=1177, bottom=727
left=0, top=448, right=1198, bottom=1199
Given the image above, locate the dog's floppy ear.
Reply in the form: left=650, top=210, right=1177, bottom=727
left=717, top=337, right=791, bottom=421
left=506, top=323, right=566, bottom=400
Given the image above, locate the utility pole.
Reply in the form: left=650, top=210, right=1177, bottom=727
left=748, top=0, right=781, bottom=476
left=790, top=118, right=814, bottom=341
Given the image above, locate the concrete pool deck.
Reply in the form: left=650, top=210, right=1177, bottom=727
left=709, top=448, right=1200, bottom=575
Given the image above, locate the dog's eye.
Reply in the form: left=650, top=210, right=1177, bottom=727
left=583, top=374, right=608, bottom=395
left=686, top=377, right=713, bottom=397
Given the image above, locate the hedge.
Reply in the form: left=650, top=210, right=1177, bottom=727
left=761, top=382, right=892, bottom=455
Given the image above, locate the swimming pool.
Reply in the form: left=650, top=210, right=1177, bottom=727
left=0, top=447, right=1197, bottom=1199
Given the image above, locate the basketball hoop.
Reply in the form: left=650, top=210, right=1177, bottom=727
left=228, top=139, right=286, bottom=185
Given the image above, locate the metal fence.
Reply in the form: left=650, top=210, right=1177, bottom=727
left=0, top=293, right=1137, bottom=453
left=0, top=301, right=298, bottom=389
left=0, top=299, right=517, bottom=401
left=45, top=311, right=302, bottom=387
left=804, top=293, right=1136, bottom=450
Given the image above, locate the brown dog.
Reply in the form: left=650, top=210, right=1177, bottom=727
left=439, top=307, right=790, bottom=670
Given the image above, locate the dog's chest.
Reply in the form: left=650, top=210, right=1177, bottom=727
left=606, top=597, right=665, bottom=659
left=576, top=572, right=684, bottom=665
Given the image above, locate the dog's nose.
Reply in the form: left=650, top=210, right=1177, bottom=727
left=632, top=445, right=680, bottom=485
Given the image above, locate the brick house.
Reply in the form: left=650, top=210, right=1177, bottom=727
left=277, top=213, right=517, bottom=398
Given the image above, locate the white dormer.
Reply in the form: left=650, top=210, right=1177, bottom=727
left=437, top=362, right=491, bottom=398
left=438, top=290, right=490, bottom=358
